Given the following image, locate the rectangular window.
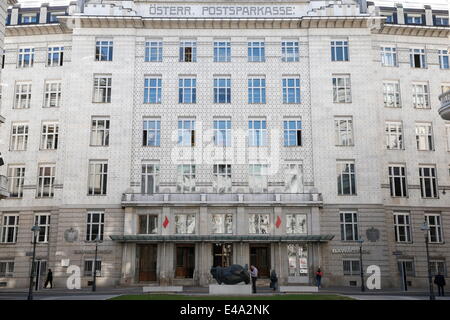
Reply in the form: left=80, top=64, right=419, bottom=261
left=86, top=212, right=104, bottom=241
left=144, top=77, right=162, bottom=104
left=214, top=77, right=231, bottom=103
left=282, top=77, right=301, bottom=103
left=410, top=49, right=426, bottom=68
left=213, top=164, right=232, bottom=193
left=394, top=212, right=412, bottom=242
left=95, top=40, right=113, bottom=61
left=175, top=214, right=196, bottom=234
left=49, top=11, right=65, bottom=23
left=430, top=260, right=447, bottom=276
left=286, top=214, right=307, bottom=234
left=213, top=120, right=231, bottom=147
left=40, top=122, right=59, bottom=150
left=283, top=120, right=302, bottom=147
left=406, top=15, right=422, bottom=24
left=21, top=14, right=37, bottom=24
left=332, top=75, right=351, bottom=103
left=248, top=77, right=266, bottom=104
left=343, top=259, right=360, bottom=276
left=145, top=40, right=163, bottom=62
left=282, top=41, right=299, bottom=62
left=214, top=41, right=231, bottom=62
left=178, top=78, right=196, bottom=103
left=248, top=119, right=267, bottom=147
left=17, top=48, right=34, bottom=68
left=426, top=214, right=443, bottom=243
left=284, top=163, right=303, bottom=193
left=383, top=81, right=401, bottom=108
left=84, top=259, right=102, bottom=277
left=43, top=81, right=62, bottom=108
left=385, top=121, right=403, bottom=150
left=7, top=166, right=25, bottom=198
left=337, top=161, right=356, bottom=195
left=178, top=119, right=195, bottom=146
left=419, top=166, right=438, bottom=199
left=14, top=82, right=32, bottom=109
left=35, top=214, right=51, bottom=243
left=412, top=83, right=430, bottom=108
left=438, top=50, right=449, bottom=69
left=90, top=117, right=110, bottom=146
left=93, top=75, right=112, bottom=103
left=143, top=119, right=161, bottom=147
left=141, top=163, right=160, bottom=194
left=249, top=164, right=269, bottom=193
left=389, top=165, right=407, bottom=197
left=179, top=41, right=197, bottom=62
left=331, top=40, right=349, bottom=61
left=0, top=261, right=14, bottom=277
left=340, top=212, right=358, bottom=241
left=415, top=122, right=433, bottom=151
left=88, top=161, right=108, bottom=195
left=435, top=16, right=449, bottom=26
left=248, top=214, right=270, bottom=234
left=138, top=215, right=158, bottom=234
left=211, top=214, right=233, bottom=234
left=334, top=117, right=354, bottom=146
left=381, top=47, right=397, bottom=66
left=10, top=123, right=28, bottom=151
left=0, top=215, right=19, bottom=243
left=248, top=41, right=265, bottom=62
left=37, top=164, right=55, bottom=198
left=176, top=164, right=196, bottom=193
left=47, top=46, right=64, bottom=66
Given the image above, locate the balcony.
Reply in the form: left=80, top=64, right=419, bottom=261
left=0, top=175, right=9, bottom=199
left=438, top=90, right=450, bottom=120
left=121, top=193, right=323, bottom=207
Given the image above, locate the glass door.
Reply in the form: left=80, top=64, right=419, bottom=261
left=287, top=244, right=309, bottom=283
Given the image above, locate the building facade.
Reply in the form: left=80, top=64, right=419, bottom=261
left=0, top=0, right=449, bottom=290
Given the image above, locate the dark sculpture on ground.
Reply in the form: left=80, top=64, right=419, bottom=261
left=211, top=264, right=251, bottom=285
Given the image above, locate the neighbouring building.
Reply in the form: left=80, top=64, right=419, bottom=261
left=0, top=0, right=449, bottom=290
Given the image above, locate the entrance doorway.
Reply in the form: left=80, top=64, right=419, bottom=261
left=137, top=244, right=157, bottom=282
left=250, top=244, right=270, bottom=278
left=213, top=243, right=232, bottom=267
left=33, top=260, right=47, bottom=290
left=175, top=244, right=195, bottom=278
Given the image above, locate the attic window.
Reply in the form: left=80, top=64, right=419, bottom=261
left=21, top=14, right=37, bottom=24
left=406, top=15, right=422, bottom=25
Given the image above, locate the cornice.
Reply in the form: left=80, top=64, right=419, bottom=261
left=6, top=23, right=70, bottom=36
left=375, top=23, right=450, bottom=38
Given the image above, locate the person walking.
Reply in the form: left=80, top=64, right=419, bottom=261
left=250, top=265, right=258, bottom=293
left=434, top=272, right=446, bottom=296
left=315, top=268, right=323, bottom=289
left=44, top=269, right=53, bottom=289
left=269, top=270, right=278, bottom=291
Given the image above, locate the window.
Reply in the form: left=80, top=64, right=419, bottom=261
left=410, top=49, right=426, bottom=68
left=93, top=75, right=112, bottom=103
left=14, top=82, right=32, bottom=109
left=331, top=40, right=349, bottom=61
left=88, top=161, right=108, bottom=195
left=214, top=41, right=231, bottom=62
left=145, top=40, right=162, bottom=62
left=86, top=212, right=104, bottom=241
left=143, top=119, right=161, bottom=146
left=7, top=166, right=25, bottom=198
left=47, top=47, right=64, bottom=66
left=248, top=119, right=267, bottom=147
left=282, top=41, right=299, bottom=62
left=415, top=123, right=433, bottom=151
left=178, top=78, right=196, bottom=103
left=419, top=166, right=438, bottom=199
left=282, top=78, right=301, bottom=103
left=284, top=120, right=302, bottom=147
left=398, top=260, right=415, bottom=277
left=0, top=215, right=19, bottom=243
left=394, top=212, right=411, bottom=242
left=17, top=48, right=34, bottom=68
left=288, top=244, right=308, bottom=277
left=175, top=215, right=196, bottom=234
left=435, top=16, right=449, bottom=26
left=214, top=77, right=231, bottom=103
left=332, top=75, right=351, bottom=103
left=40, top=122, right=59, bottom=150
left=381, top=47, right=397, bottom=67
left=389, top=165, right=407, bottom=197
left=383, top=81, right=401, bottom=108
left=213, top=243, right=233, bottom=268
left=438, top=50, right=449, bottom=69
left=10, top=123, right=28, bottom=151
left=249, top=164, right=269, bottom=193
left=248, top=77, right=266, bottom=104
left=90, top=117, right=110, bottom=146
left=84, top=259, right=101, bottom=277
left=335, top=117, right=354, bottom=146
left=286, top=214, right=307, bottom=234
left=284, top=163, right=303, bottom=193
left=179, top=41, right=197, bottom=62
left=141, top=163, right=160, bottom=194
left=412, top=83, right=430, bottom=108
left=248, top=214, right=270, bottom=234
left=430, top=260, right=447, bottom=276
left=0, top=261, right=14, bottom=277
left=337, top=161, right=356, bottom=195
left=343, top=259, right=360, bottom=276
left=385, top=121, right=403, bottom=150
left=138, top=215, right=158, bottom=234
left=37, top=164, right=55, bottom=198
left=213, top=120, right=231, bottom=147
left=340, top=212, right=358, bottom=241
left=49, top=11, right=65, bottom=23
left=177, top=164, right=196, bottom=193
left=144, top=77, right=162, bottom=104
left=95, top=40, right=113, bottom=61
left=43, top=81, right=62, bottom=108
left=21, top=14, right=37, bottom=24
left=406, top=15, right=422, bottom=24
left=178, top=119, right=195, bottom=146
left=248, top=41, right=265, bottom=62
left=426, top=214, right=443, bottom=243
left=213, top=164, right=231, bottom=193
left=35, top=214, right=50, bottom=243
left=211, top=214, right=233, bottom=234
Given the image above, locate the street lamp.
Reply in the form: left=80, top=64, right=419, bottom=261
left=92, top=235, right=101, bottom=292
left=420, top=222, right=435, bottom=300
left=357, top=237, right=365, bottom=292
left=27, top=225, right=41, bottom=300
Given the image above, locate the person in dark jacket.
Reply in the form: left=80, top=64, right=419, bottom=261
left=269, top=270, right=278, bottom=291
left=44, top=269, right=53, bottom=289
left=434, top=273, right=446, bottom=296
left=315, top=268, right=323, bottom=288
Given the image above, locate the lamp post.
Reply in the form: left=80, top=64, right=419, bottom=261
left=357, top=237, right=365, bottom=292
left=420, top=222, right=435, bottom=300
left=27, top=225, right=41, bottom=300
left=92, top=235, right=100, bottom=292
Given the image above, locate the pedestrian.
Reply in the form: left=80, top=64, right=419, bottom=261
left=250, top=265, right=258, bottom=293
left=269, top=270, right=278, bottom=291
left=44, top=268, right=53, bottom=289
left=315, top=268, right=323, bottom=288
left=434, top=272, right=446, bottom=296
